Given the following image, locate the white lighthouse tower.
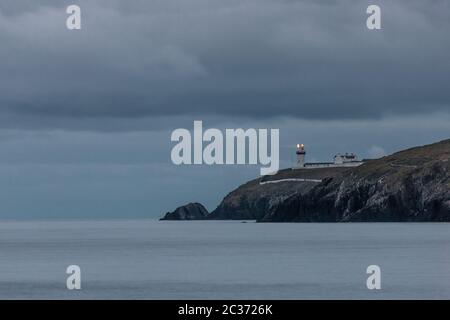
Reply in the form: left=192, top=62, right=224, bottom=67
left=294, top=144, right=306, bottom=169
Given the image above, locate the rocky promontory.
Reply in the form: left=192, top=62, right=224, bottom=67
left=160, top=202, right=209, bottom=220
left=161, top=139, right=450, bottom=222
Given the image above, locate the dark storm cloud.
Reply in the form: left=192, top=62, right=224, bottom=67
left=0, top=0, right=449, bottom=129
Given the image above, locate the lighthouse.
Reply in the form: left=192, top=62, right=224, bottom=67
left=294, top=144, right=306, bottom=169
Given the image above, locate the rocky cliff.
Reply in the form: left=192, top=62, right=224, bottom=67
left=207, top=167, right=349, bottom=220
left=161, top=139, right=450, bottom=222
left=264, top=140, right=450, bottom=222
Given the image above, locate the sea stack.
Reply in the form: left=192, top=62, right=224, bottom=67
left=160, top=202, right=209, bottom=220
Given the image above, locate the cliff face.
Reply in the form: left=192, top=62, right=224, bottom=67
left=160, top=139, right=450, bottom=222
left=207, top=167, right=348, bottom=220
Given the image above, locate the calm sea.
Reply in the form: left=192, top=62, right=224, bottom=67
left=0, top=220, right=449, bottom=299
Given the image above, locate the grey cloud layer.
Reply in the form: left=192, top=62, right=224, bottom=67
left=0, top=0, right=449, bottom=130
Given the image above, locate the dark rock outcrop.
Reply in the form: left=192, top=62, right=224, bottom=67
left=160, top=202, right=209, bottom=220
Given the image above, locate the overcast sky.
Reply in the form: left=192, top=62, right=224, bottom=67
left=0, top=0, right=449, bottom=219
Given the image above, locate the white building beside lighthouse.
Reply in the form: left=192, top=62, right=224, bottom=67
left=293, top=144, right=364, bottom=169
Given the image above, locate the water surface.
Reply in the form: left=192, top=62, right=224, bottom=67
left=0, top=220, right=449, bottom=299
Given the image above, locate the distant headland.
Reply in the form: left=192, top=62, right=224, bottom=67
left=161, top=139, right=450, bottom=222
